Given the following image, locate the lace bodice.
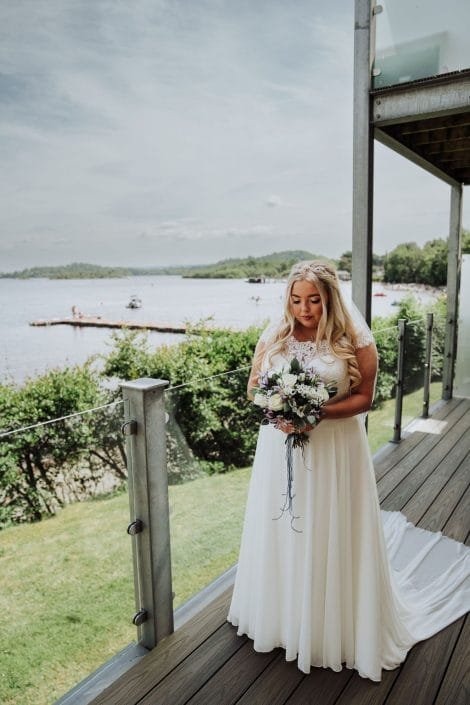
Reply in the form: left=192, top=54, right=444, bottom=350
left=262, top=334, right=372, bottom=400
left=285, top=337, right=333, bottom=364
left=258, top=322, right=375, bottom=401
left=282, top=337, right=350, bottom=398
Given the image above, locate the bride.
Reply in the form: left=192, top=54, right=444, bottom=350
left=227, top=259, right=470, bottom=681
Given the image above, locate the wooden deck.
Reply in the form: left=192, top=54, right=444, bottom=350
left=30, top=317, right=188, bottom=333
left=90, top=397, right=470, bottom=705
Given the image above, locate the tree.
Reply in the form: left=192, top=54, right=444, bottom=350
left=419, top=239, right=448, bottom=286
left=462, top=229, right=470, bottom=254
left=383, top=242, right=422, bottom=283
left=338, top=251, right=352, bottom=273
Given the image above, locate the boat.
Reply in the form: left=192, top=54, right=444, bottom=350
left=246, top=277, right=266, bottom=283
left=126, top=295, right=142, bottom=309
left=373, top=291, right=387, bottom=297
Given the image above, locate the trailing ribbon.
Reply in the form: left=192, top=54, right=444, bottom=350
left=273, top=433, right=302, bottom=532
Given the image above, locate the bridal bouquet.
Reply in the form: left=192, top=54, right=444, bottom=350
left=253, top=357, right=337, bottom=450
left=252, top=357, right=337, bottom=529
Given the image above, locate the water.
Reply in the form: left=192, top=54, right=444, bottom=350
left=0, top=276, right=438, bottom=384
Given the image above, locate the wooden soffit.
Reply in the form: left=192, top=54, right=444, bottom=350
left=371, top=70, right=470, bottom=186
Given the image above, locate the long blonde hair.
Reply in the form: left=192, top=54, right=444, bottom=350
left=255, top=259, right=362, bottom=389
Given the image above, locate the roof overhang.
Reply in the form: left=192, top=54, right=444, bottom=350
left=371, top=70, right=470, bottom=186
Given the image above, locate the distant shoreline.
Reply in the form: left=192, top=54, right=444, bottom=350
left=0, top=273, right=445, bottom=297
left=378, top=282, right=445, bottom=295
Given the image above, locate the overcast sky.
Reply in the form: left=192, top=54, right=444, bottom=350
left=1, top=0, right=468, bottom=271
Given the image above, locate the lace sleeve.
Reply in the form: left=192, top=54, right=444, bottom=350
left=354, top=324, right=375, bottom=349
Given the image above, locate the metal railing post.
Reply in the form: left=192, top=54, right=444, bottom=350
left=121, top=377, right=173, bottom=649
left=422, top=313, right=434, bottom=418
left=392, top=319, right=406, bottom=443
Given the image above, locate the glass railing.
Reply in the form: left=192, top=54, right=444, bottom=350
left=401, top=313, right=444, bottom=427
left=368, top=307, right=446, bottom=453
left=368, top=319, right=398, bottom=453
left=164, top=367, right=253, bottom=609
left=373, top=1, right=470, bottom=89
left=1, top=310, right=452, bottom=705
left=0, top=402, right=135, bottom=705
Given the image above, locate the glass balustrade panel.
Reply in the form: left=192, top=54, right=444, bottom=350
left=373, top=1, right=470, bottom=89
left=0, top=402, right=135, bottom=705
left=164, top=367, right=254, bottom=610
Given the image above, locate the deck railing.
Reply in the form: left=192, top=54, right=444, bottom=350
left=120, top=316, right=446, bottom=652
left=1, top=319, right=448, bottom=704
left=0, top=400, right=138, bottom=705
left=372, top=0, right=470, bottom=90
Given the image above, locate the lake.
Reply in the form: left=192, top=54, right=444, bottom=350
left=0, top=275, right=439, bottom=384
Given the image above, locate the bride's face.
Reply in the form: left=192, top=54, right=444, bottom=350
left=290, top=279, right=325, bottom=332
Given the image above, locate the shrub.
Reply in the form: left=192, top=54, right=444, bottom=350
left=0, top=365, right=124, bottom=527
left=103, top=324, right=263, bottom=471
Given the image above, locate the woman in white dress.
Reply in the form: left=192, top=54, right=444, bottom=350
left=227, top=259, right=470, bottom=682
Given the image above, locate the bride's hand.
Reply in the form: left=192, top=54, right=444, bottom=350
left=275, top=420, right=315, bottom=434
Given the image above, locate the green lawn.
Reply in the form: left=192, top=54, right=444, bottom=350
left=368, top=381, right=442, bottom=454
left=0, top=381, right=442, bottom=705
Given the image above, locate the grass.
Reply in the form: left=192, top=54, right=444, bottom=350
left=368, top=381, right=442, bottom=454
left=0, top=469, right=251, bottom=705
left=0, top=381, right=442, bottom=705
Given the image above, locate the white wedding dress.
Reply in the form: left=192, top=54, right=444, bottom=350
left=227, top=331, right=470, bottom=681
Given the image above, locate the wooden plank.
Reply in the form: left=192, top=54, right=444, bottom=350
left=235, top=652, right=305, bottom=705
left=89, top=589, right=233, bottom=705
left=377, top=403, right=469, bottom=503
left=333, top=667, right=400, bottom=705
left=373, top=398, right=463, bottom=482
left=410, top=125, right=470, bottom=145
left=138, top=623, right=246, bottom=705
left=408, top=454, right=470, bottom=531
left=184, top=641, right=278, bottom=705
left=381, top=414, right=470, bottom=516
left=443, top=484, right=470, bottom=542
left=384, top=618, right=464, bottom=705
left=89, top=398, right=470, bottom=705
left=433, top=615, right=470, bottom=705
left=387, top=112, right=470, bottom=135
left=283, top=665, right=353, bottom=705
left=30, top=317, right=189, bottom=333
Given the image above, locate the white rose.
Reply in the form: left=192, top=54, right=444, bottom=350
left=253, top=392, right=268, bottom=408
left=268, top=393, right=284, bottom=411
left=318, top=386, right=330, bottom=402
left=281, top=373, right=298, bottom=388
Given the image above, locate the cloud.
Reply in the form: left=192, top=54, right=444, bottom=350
left=0, top=0, right=468, bottom=272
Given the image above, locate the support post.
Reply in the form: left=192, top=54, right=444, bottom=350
left=392, top=319, right=406, bottom=443
left=422, top=313, right=433, bottom=418
left=352, top=0, right=376, bottom=325
left=442, top=184, right=463, bottom=400
left=121, top=377, right=173, bottom=649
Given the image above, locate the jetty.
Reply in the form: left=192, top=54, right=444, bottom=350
left=30, top=317, right=188, bottom=334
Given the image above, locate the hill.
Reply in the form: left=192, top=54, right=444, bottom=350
left=181, top=250, right=327, bottom=278
left=0, top=251, right=328, bottom=280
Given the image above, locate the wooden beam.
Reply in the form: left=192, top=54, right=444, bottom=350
left=426, top=138, right=470, bottom=155
left=392, top=114, right=470, bottom=136
left=375, top=127, right=461, bottom=187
